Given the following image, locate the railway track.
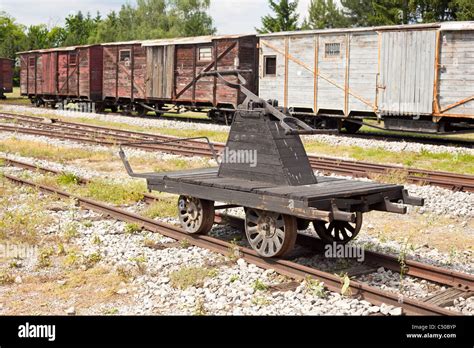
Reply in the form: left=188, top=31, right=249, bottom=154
left=1, top=112, right=473, bottom=192
left=2, top=157, right=473, bottom=315
left=4, top=102, right=474, bottom=148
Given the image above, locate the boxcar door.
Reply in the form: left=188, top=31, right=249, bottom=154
left=146, top=45, right=175, bottom=99
left=379, top=30, right=436, bottom=116
left=41, top=52, right=57, bottom=95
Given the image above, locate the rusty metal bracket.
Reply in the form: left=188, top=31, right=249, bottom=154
left=330, top=201, right=356, bottom=222
left=402, top=190, right=424, bottom=206
left=382, top=197, right=407, bottom=214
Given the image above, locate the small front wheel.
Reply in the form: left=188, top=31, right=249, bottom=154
left=313, top=212, right=363, bottom=244
left=178, top=196, right=215, bottom=234
left=245, top=208, right=297, bottom=258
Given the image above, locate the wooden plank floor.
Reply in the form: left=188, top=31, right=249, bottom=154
left=145, top=167, right=403, bottom=201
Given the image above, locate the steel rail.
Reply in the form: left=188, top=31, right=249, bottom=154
left=1, top=113, right=473, bottom=192
left=1, top=171, right=458, bottom=315
left=2, top=157, right=472, bottom=306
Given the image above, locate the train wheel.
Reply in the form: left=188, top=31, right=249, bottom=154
left=313, top=212, right=363, bottom=244
left=34, top=98, right=44, bottom=107
left=135, top=104, right=148, bottom=117
left=297, top=218, right=310, bottom=230
left=110, top=105, right=118, bottom=113
left=178, top=196, right=215, bottom=235
left=342, top=121, right=362, bottom=134
left=245, top=208, right=297, bottom=258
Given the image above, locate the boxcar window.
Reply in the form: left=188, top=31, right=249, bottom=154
left=264, top=56, right=277, bottom=76
left=199, top=47, right=213, bottom=61
left=119, top=50, right=131, bottom=63
left=69, top=53, right=77, bottom=66
left=28, top=57, right=35, bottom=67
left=325, top=43, right=341, bottom=57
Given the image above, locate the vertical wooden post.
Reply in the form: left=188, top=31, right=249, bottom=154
left=213, top=40, right=218, bottom=106
left=284, top=37, right=289, bottom=108
left=432, top=31, right=441, bottom=114
left=115, top=47, right=119, bottom=100
left=131, top=45, right=135, bottom=101
left=313, top=35, right=319, bottom=114
left=192, top=47, right=197, bottom=102
left=344, top=34, right=350, bottom=116
left=375, top=32, right=381, bottom=111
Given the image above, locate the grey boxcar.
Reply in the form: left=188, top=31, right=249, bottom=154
left=258, top=22, right=474, bottom=133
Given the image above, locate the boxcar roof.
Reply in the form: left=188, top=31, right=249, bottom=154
left=258, top=21, right=474, bottom=38
left=141, top=34, right=255, bottom=47
left=17, top=44, right=100, bottom=54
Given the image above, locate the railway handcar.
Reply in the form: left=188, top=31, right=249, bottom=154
left=19, top=45, right=103, bottom=108
left=102, top=35, right=258, bottom=120
left=0, top=58, right=13, bottom=99
left=258, top=21, right=474, bottom=133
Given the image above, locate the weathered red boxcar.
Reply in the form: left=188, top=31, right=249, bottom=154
left=19, top=45, right=103, bottom=107
left=102, top=35, right=259, bottom=120
left=0, top=58, right=13, bottom=99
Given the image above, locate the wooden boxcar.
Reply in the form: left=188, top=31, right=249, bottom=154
left=19, top=45, right=103, bottom=108
left=102, top=35, right=258, bottom=119
left=258, top=21, right=474, bottom=133
left=0, top=58, right=13, bottom=99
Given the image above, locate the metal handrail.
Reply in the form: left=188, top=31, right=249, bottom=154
left=118, top=136, right=219, bottom=178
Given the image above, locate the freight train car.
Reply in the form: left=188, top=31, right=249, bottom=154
left=258, top=21, right=474, bottom=133
left=19, top=45, right=103, bottom=108
left=101, top=35, right=258, bottom=121
left=0, top=58, right=13, bottom=99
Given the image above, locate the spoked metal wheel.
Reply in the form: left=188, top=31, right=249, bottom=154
left=245, top=208, right=297, bottom=258
left=313, top=212, right=363, bottom=244
left=178, top=196, right=215, bottom=234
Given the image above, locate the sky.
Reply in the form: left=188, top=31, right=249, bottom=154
left=0, top=0, right=312, bottom=34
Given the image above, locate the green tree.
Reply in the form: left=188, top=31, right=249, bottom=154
left=451, top=0, right=474, bottom=20
left=25, top=24, right=49, bottom=50
left=63, top=11, right=101, bottom=46
left=0, top=12, right=27, bottom=58
left=302, top=0, right=348, bottom=29
left=173, top=0, right=216, bottom=36
left=341, top=0, right=411, bottom=26
left=257, top=0, right=300, bottom=33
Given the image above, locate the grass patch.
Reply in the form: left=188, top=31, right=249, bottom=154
left=75, top=179, right=146, bottom=205
left=0, top=181, right=54, bottom=244
left=57, top=172, right=81, bottom=185
left=169, top=266, right=218, bottom=290
left=0, top=271, right=15, bottom=285
left=252, top=279, right=268, bottom=292
left=125, top=223, right=142, bottom=234
left=0, top=138, right=112, bottom=163
left=141, top=198, right=176, bottom=219
left=304, top=140, right=474, bottom=175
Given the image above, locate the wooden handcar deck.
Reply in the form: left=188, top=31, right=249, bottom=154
left=138, top=167, right=407, bottom=222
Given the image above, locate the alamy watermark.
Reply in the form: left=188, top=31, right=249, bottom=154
left=0, top=242, right=38, bottom=260
left=324, top=242, right=365, bottom=262
left=217, top=148, right=258, bottom=168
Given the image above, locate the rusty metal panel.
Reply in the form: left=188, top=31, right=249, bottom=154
left=0, top=58, right=13, bottom=94
left=438, top=30, right=474, bottom=116
left=146, top=45, right=175, bottom=99
left=20, top=55, right=28, bottom=95
left=102, top=44, right=145, bottom=100
left=57, top=52, right=69, bottom=95
left=379, top=30, right=436, bottom=115
left=40, top=52, right=57, bottom=95
left=102, top=45, right=117, bottom=99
